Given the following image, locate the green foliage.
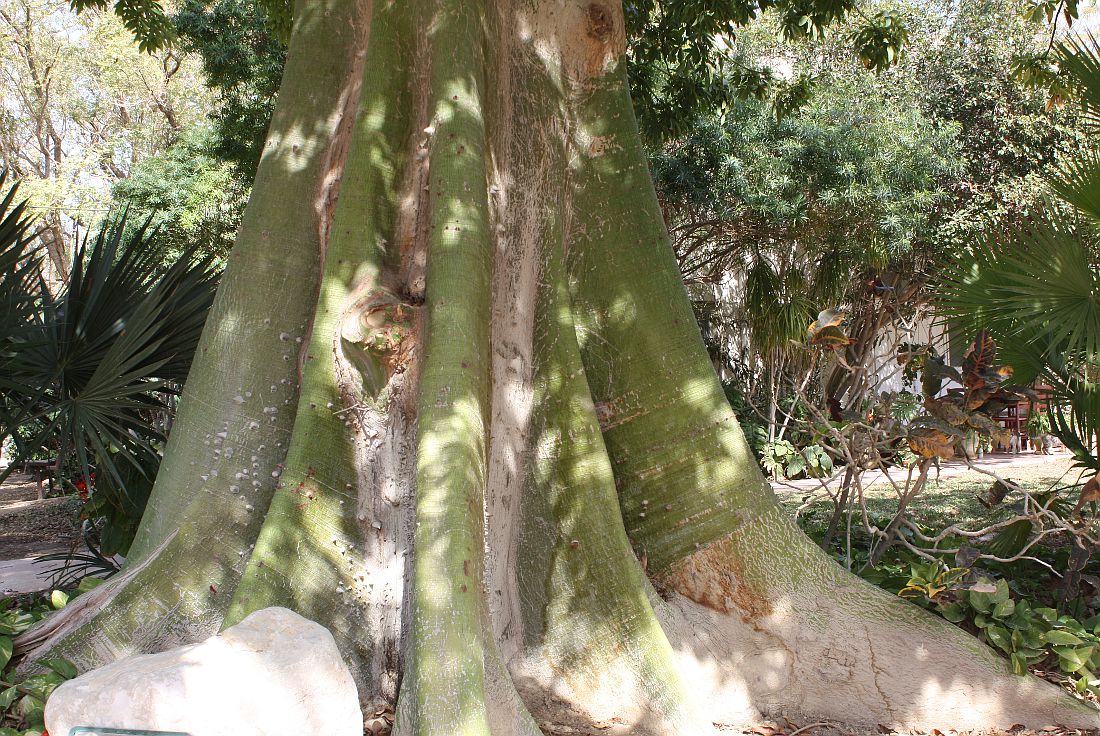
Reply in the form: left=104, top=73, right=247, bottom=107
left=941, top=220, right=1099, bottom=374
left=1023, top=0, right=1080, bottom=26
left=112, top=127, right=247, bottom=263
left=1057, top=34, right=1100, bottom=130
left=849, top=9, right=908, bottom=71
left=761, top=439, right=799, bottom=478
left=0, top=177, right=220, bottom=550
left=1026, top=411, right=1052, bottom=437
left=172, top=0, right=287, bottom=177
left=0, top=596, right=75, bottom=736
left=903, top=566, right=1100, bottom=695
left=80, top=451, right=158, bottom=556
left=797, top=442, right=834, bottom=477
left=937, top=31, right=1100, bottom=474
left=654, top=69, right=959, bottom=285
left=760, top=439, right=833, bottom=478
left=70, top=0, right=175, bottom=51
left=0, top=174, right=39, bottom=347
left=2, top=0, right=214, bottom=246
left=0, top=599, right=49, bottom=639
left=625, top=0, right=910, bottom=138
left=910, top=0, right=1081, bottom=250
left=898, top=559, right=968, bottom=599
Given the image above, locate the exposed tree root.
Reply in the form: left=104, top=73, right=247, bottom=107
left=19, top=1, right=1100, bottom=735
left=659, top=524, right=1100, bottom=730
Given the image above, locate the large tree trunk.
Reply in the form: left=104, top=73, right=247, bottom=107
left=17, top=0, right=1100, bottom=732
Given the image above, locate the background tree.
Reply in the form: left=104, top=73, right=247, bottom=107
left=652, top=0, right=1087, bottom=450
left=111, top=126, right=247, bottom=262
left=651, top=62, right=957, bottom=442
left=0, top=0, right=212, bottom=283
left=940, top=33, right=1100, bottom=480
left=171, top=0, right=285, bottom=178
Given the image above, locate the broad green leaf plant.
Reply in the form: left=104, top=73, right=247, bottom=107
left=0, top=595, right=76, bottom=736
left=904, top=565, right=1100, bottom=698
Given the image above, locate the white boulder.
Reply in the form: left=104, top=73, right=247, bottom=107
left=45, top=606, right=362, bottom=736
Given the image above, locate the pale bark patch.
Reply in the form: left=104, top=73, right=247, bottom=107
left=661, top=538, right=774, bottom=622
left=518, top=0, right=625, bottom=85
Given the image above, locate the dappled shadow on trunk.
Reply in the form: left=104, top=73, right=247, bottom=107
left=20, top=0, right=1100, bottom=734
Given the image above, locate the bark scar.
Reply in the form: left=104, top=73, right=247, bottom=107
left=659, top=538, right=774, bottom=624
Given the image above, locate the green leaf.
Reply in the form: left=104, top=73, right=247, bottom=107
left=985, top=625, right=1013, bottom=654
left=1054, top=645, right=1092, bottom=672
left=0, top=685, right=18, bottom=709
left=1045, top=629, right=1085, bottom=646
left=0, top=635, right=11, bottom=671
left=50, top=590, right=69, bottom=610
left=18, top=694, right=43, bottom=728
left=1036, top=607, right=1059, bottom=623
left=969, top=592, right=993, bottom=615
left=43, top=657, right=77, bottom=680
left=1021, top=630, right=1044, bottom=650
left=76, top=576, right=105, bottom=594
left=940, top=602, right=967, bottom=623
left=785, top=455, right=806, bottom=478
left=1010, top=651, right=1029, bottom=676
left=992, top=599, right=1015, bottom=619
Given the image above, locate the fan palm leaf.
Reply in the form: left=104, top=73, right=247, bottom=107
left=939, top=214, right=1099, bottom=474
left=1056, top=34, right=1100, bottom=129
left=1048, top=149, right=1100, bottom=223
left=0, top=192, right=220, bottom=504
left=939, top=214, right=1100, bottom=371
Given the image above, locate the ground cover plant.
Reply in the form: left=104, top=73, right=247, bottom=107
left=0, top=591, right=79, bottom=736
left=781, top=457, right=1100, bottom=700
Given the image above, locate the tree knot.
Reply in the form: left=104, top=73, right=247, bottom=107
left=585, top=3, right=613, bottom=42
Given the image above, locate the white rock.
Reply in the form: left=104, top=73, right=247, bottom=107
left=45, top=607, right=362, bottom=736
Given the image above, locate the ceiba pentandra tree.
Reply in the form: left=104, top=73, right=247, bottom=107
left=17, top=0, right=1100, bottom=732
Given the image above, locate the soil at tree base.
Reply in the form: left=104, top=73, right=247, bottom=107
left=541, top=722, right=1100, bottom=736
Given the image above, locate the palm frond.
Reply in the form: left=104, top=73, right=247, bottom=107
left=939, top=214, right=1100, bottom=369
left=938, top=210, right=1100, bottom=471
left=0, top=204, right=220, bottom=514
left=1056, top=34, right=1100, bottom=128
left=1049, top=149, right=1100, bottom=223
left=744, top=256, right=815, bottom=352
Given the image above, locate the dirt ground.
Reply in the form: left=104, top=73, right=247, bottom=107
left=720, top=722, right=1100, bottom=736
left=0, top=472, right=82, bottom=559
left=537, top=719, right=1100, bottom=736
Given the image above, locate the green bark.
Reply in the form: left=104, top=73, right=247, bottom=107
left=16, top=0, right=373, bottom=668
left=225, top=0, right=415, bottom=701
left=23, top=0, right=1100, bottom=733
left=397, top=1, right=511, bottom=733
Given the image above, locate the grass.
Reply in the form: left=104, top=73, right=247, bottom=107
left=775, top=456, right=1100, bottom=609
left=779, top=456, right=1088, bottom=537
